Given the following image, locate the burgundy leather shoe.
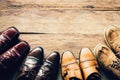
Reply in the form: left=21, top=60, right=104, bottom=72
left=16, top=47, right=44, bottom=80
left=35, top=51, right=60, bottom=80
left=0, top=27, right=19, bottom=53
left=0, top=41, right=30, bottom=80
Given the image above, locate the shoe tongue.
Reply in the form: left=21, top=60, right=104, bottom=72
left=46, top=51, right=60, bottom=65
left=28, top=47, right=44, bottom=59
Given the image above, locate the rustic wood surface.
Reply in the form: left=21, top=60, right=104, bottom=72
left=0, top=0, right=120, bottom=80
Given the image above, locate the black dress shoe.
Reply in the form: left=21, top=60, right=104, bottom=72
left=35, top=51, right=60, bottom=80
left=16, top=47, right=44, bottom=80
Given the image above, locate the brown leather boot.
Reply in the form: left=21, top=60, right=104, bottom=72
left=61, top=51, right=83, bottom=80
left=94, top=44, right=120, bottom=79
left=104, top=26, right=120, bottom=58
left=79, top=48, right=101, bottom=80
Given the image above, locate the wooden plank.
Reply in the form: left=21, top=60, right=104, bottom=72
left=20, top=33, right=104, bottom=57
left=0, top=10, right=120, bottom=33
left=6, top=0, right=120, bottom=11
left=0, top=1, right=119, bottom=80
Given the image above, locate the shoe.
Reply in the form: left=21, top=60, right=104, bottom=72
left=79, top=48, right=101, bottom=80
left=0, top=27, right=19, bottom=53
left=61, top=51, right=83, bottom=80
left=0, top=41, right=30, bottom=79
left=16, top=47, right=44, bottom=80
left=94, top=44, right=120, bottom=79
left=104, top=26, right=120, bottom=58
left=0, top=41, right=30, bottom=70
left=35, top=51, right=60, bottom=80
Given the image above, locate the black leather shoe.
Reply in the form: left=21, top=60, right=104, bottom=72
left=35, top=51, right=60, bottom=80
left=16, top=47, right=44, bottom=80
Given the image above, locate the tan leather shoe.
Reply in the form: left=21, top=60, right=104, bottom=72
left=94, top=44, right=120, bottom=79
left=79, top=48, right=101, bottom=80
left=61, top=51, right=83, bottom=80
left=104, top=26, right=120, bottom=58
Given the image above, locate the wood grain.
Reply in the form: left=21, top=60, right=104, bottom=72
left=0, top=1, right=120, bottom=80
left=0, top=0, right=119, bottom=57
left=0, top=10, right=120, bottom=34
left=20, top=33, right=104, bottom=57
left=6, top=0, right=120, bottom=11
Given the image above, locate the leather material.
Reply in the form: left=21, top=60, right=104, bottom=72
left=0, top=41, right=30, bottom=70
left=0, top=27, right=19, bottom=53
left=61, top=51, right=83, bottom=80
left=0, top=41, right=30, bottom=80
left=16, top=47, right=44, bottom=80
left=16, top=56, right=42, bottom=80
left=80, top=48, right=101, bottom=80
left=35, top=52, right=60, bottom=80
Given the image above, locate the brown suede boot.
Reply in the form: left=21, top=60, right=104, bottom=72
left=104, top=26, right=120, bottom=58
left=61, top=51, right=83, bottom=80
left=94, top=44, right=120, bottom=79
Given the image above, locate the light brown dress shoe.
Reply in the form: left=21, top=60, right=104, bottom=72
left=94, top=44, right=120, bottom=79
left=104, top=26, right=120, bottom=58
left=61, top=51, right=83, bottom=80
left=79, top=48, right=101, bottom=80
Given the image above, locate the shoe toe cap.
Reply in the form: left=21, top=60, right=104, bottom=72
left=29, top=47, right=44, bottom=60
left=80, top=48, right=95, bottom=62
left=46, top=51, right=60, bottom=65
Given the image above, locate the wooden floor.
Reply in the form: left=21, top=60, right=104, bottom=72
left=0, top=0, right=120, bottom=80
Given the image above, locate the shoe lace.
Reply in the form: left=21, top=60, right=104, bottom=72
left=20, top=64, right=37, bottom=79
left=19, top=57, right=41, bottom=79
left=114, top=45, right=120, bottom=59
left=36, top=61, right=56, bottom=80
left=109, top=58, right=120, bottom=71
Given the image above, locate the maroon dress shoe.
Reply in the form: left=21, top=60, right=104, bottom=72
left=35, top=51, right=60, bottom=80
left=16, top=47, right=44, bottom=80
left=0, top=41, right=30, bottom=79
left=0, top=27, right=19, bottom=53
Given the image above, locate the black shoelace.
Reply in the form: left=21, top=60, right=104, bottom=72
left=109, top=58, right=120, bottom=71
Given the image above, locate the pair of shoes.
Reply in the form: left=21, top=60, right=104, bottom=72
left=94, top=26, right=120, bottom=79
left=16, top=47, right=60, bottom=80
left=61, top=48, right=101, bottom=80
